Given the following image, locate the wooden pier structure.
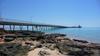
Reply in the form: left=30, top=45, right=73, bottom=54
left=0, top=21, right=68, bottom=31
left=0, top=18, right=81, bottom=31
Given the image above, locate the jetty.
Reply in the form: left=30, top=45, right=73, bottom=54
left=0, top=18, right=81, bottom=31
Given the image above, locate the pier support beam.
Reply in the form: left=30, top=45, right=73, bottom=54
left=9, top=25, right=12, bottom=30
left=27, top=26, right=29, bottom=31
left=39, top=26, right=42, bottom=31
left=32, top=26, right=34, bottom=31
left=3, top=25, right=5, bottom=29
left=35, top=26, right=38, bottom=31
left=38, top=26, right=40, bottom=31
left=19, top=26, right=23, bottom=31
left=13, top=25, right=15, bottom=31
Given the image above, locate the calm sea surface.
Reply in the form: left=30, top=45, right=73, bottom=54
left=45, top=27, right=100, bottom=43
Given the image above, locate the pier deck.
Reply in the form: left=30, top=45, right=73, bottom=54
left=0, top=20, right=81, bottom=31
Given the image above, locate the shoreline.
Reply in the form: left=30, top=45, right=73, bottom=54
left=0, top=30, right=100, bottom=56
left=46, top=32, right=100, bottom=43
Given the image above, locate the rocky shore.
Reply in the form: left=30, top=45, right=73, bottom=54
left=0, top=30, right=100, bottom=56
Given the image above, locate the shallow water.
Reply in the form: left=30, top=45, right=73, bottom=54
left=45, top=27, right=100, bottom=43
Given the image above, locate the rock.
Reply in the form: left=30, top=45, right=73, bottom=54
left=68, top=50, right=93, bottom=56
left=73, top=39, right=88, bottom=43
left=0, top=43, right=30, bottom=56
left=56, top=43, right=70, bottom=55
left=38, top=50, right=50, bottom=56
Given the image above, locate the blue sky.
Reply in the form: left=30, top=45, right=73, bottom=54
left=0, top=0, right=100, bottom=27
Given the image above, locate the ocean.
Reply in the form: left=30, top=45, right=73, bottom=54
left=45, top=27, right=100, bottom=43
left=1, top=26, right=100, bottom=43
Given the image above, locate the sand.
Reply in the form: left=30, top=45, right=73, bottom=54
left=28, top=47, right=66, bottom=56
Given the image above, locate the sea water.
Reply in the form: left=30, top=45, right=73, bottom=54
left=1, top=26, right=100, bottom=43
left=45, top=27, right=100, bottom=43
